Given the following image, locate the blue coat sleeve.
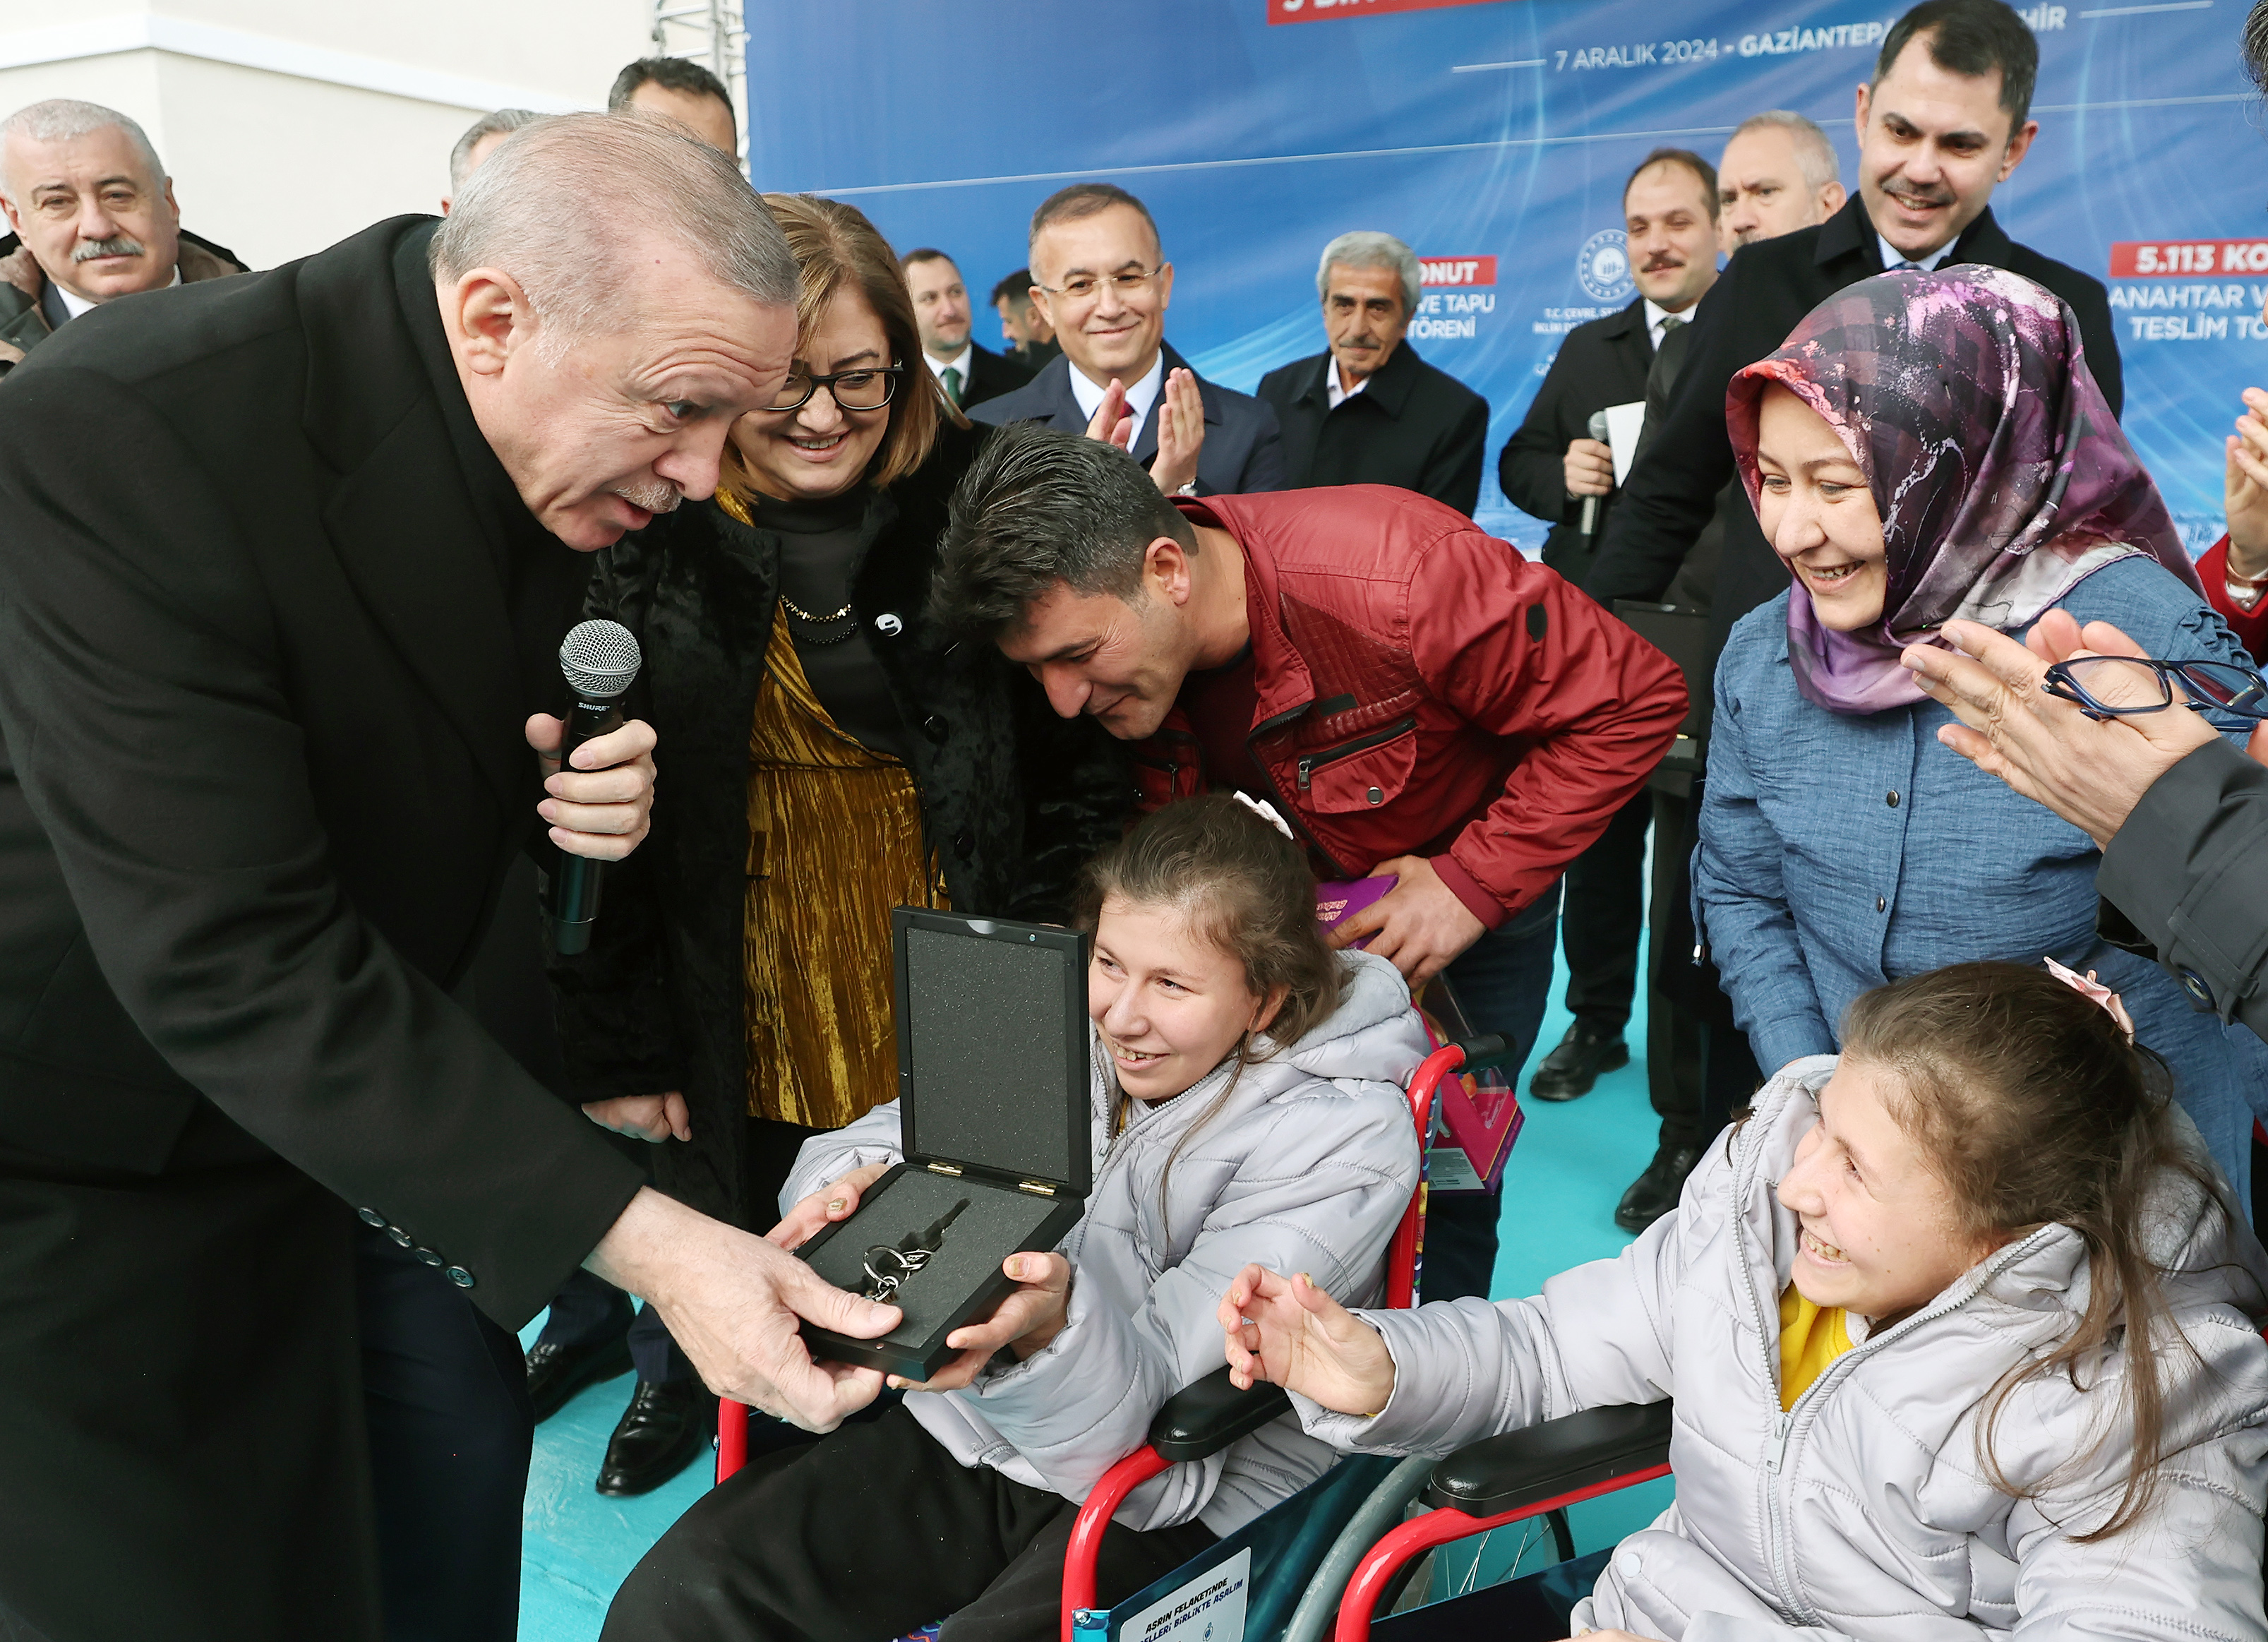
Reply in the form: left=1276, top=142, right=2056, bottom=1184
left=1693, top=642, right=1837, bottom=1072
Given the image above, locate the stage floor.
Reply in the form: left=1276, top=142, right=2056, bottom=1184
left=517, top=938, right=1675, bottom=1638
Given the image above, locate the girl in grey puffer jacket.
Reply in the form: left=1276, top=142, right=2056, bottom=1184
left=1223, top=961, right=2268, bottom=1642
left=604, top=797, right=1424, bottom=1642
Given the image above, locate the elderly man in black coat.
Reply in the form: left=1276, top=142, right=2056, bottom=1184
left=0, top=116, right=901, bottom=1642
left=1256, top=231, right=1489, bottom=514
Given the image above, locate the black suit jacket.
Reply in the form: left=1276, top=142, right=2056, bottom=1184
left=1496, top=297, right=1655, bottom=583
left=967, top=342, right=1287, bottom=495
left=1256, top=340, right=1489, bottom=515
left=955, top=339, right=1033, bottom=409
left=1587, top=196, right=2122, bottom=652
left=0, top=216, right=642, bottom=1326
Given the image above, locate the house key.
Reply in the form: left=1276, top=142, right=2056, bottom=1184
left=860, top=1197, right=970, bottom=1302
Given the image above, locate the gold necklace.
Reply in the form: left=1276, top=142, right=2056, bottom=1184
left=779, top=593, right=854, bottom=623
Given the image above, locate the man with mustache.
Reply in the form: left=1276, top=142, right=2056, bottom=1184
left=0, top=115, right=901, bottom=1642
left=0, top=99, right=245, bottom=373
left=1256, top=231, right=1490, bottom=514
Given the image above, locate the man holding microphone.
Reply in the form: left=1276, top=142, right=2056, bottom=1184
left=0, top=115, right=898, bottom=1642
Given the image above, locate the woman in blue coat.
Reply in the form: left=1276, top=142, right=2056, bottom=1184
left=1698, top=265, right=2267, bottom=1197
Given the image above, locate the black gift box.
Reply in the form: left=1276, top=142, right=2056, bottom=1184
left=796, top=907, right=1091, bottom=1380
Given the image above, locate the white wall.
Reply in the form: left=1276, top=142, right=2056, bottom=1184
left=0, top=1, right=656, bottom=270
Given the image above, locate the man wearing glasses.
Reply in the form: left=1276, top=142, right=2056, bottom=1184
left=969, top=183, right=1285, bottom=498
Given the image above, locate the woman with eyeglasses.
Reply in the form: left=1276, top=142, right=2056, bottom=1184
left=534, top=194, right=1132, bottom=1493
left=1697, top=265, right=2268, bottom=1199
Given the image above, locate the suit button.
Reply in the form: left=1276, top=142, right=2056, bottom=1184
left=1366, top=786, right=1384, bottom=806
left=386, top=1226, right=413, bottom=1248
left=954, top=830, right=975, bottom=858
left=1885, top=790, right=1900, bottom=808
left=445, top=1266, right=476, bottom=1290
left=922, top=714, right=949, bottom=744
left=414, top=1247, right=445, bottom=1269
left=2179, top=968, right=2216, bottom=1012
left=356, top=1207, right=386, bottom=1228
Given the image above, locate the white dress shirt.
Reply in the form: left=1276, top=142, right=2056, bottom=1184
left=1326, top=362, right=1369, bottom=410
left=924, top=343, right=973, bottom=399
left=1878, top=236, right=1956, bottom=273
left=1641, top=299, right=1696, bottom=352
left=47, top=264, right=179, bottom=325
left=1068, top=350, right=1166, bottom=447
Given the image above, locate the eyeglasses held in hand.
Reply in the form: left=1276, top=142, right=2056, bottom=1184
left=767, top=364, right=903, bottom=413
left=1034, top=267, right=1163, bottom=302
left=2041, top=655, right=2268, bottom=721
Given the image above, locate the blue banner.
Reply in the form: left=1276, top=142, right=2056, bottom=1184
left=745, top=0, right=2257, bottom=552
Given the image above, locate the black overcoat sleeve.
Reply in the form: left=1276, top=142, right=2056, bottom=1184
left=1496, top=346, right=1581, bottom=528
left=1422, top=392, right=1490, bottom=518
left=0, top=367, right=642, bottom=1326
left=1585, top=264, right=1748, bottom=606
left=2096, top=738, right=2268, bottom=1043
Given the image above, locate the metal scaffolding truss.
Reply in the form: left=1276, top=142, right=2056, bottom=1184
left=649, top=0, right=747, bottom=139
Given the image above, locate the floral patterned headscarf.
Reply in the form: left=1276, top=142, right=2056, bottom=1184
left=1725, top=265, right=2200, bottom=716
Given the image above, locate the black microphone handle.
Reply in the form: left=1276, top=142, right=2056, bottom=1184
left=550, top=694, right=626, bottom=956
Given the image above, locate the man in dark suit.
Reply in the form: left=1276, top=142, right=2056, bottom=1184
left=0, top=116, right=896, bottom=1642
left=969, top=182, right=1284, bottom=496
left=1589, top=0, right=2118, bottom=661
left=1497, top=148, right=1720, bottom=1196
left=1499, top=149, right=1721, bottom=588
left=1256, top=230, right=1489, bottom=514
left=901, top=247, right=1032, bottom=409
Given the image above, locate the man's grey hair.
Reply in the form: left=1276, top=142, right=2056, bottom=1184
left=1727, top=109, right=1841, bottom=193
left=448, top=108, right=544, bottom=196
left=429, top=113, right=795, bottom=356
left=0, top=99, right=165, bottom=201
left=1316, top=231, right=1421, bottom=314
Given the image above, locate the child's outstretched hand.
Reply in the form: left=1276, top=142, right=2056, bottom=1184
left=889, top=1252, right=1074, bottom=1395
left=766, top=1163, right=892, bottom=1252
left=1219, top=1264, right=1397, bottom=1418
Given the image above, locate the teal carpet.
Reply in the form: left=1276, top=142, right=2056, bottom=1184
left=517, top=936, right=1671, bottom=1638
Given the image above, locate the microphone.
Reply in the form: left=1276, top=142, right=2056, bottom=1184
left=1580, top=409, right=1612, bottom=537
left=548, top=618, right=642, bottom=957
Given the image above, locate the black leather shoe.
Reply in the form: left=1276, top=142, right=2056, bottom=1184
left=524, top=1334, right=632, bottom=1425
left=596, top=1379, right=715, bottom=1497
left=1614, top=1144, right=1703, bottom=1233
left=1527, top=1024, right=1629, bottom=1102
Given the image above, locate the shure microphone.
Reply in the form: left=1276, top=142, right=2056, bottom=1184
left=1580, top=409, right=1612, bottom=537
left=549, top=619, right=642, bottom=956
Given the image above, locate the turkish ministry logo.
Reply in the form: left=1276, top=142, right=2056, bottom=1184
left=1578, top=229, right=1633, bottom=303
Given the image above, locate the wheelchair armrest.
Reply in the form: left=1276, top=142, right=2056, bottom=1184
left=1146, top=1365, right=1292, bottom=1463
left=1423, top=1400, right=1673, bottom=1516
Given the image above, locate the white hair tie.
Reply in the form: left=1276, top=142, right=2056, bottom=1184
left=1230, top=791, right=1295, bottom=840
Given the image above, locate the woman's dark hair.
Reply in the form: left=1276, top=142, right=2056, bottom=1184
left=1079, top=796, right=1349, bottom=1218
left=720, top=193, right=961, bottom=501
left=1839, top=961, right=2220, bottom=1540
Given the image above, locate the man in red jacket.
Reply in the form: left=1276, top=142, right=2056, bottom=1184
left=932, top=426, right=1687, bottom=1298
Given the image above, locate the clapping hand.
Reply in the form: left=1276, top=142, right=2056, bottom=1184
left=1078, top=366, right=1206, bottom=495
left=1902, top=611, right=2233, bottom=846
left=1218, top=1264, right=1397, bottom=1418
left=1148, top=367, right=1204, bottom=495
left=2225, top=386, right=2268, bottom=581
